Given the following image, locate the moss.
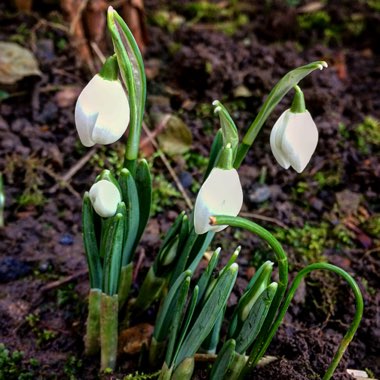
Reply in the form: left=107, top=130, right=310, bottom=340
left=0, top=343, right=39, bottom=380
left=355, top=116, right=380, bottom=154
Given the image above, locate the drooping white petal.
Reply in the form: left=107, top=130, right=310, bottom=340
left=194, top=168, right=243, bottom=235
left=89, top=179, right=121, bottom=218
left=75, top=74, right=130, bottom=147
left=270, top=110, right=291, bottom=169
left=281, top=111, right=318, bottom=173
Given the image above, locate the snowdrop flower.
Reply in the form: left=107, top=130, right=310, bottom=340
left=75, top=57, right=130, bottom=147
left=270, top=86, right=318, bottom=173
left=194, top=167, right=243, bottom=235
left=89, top=180, right=121, bottom=218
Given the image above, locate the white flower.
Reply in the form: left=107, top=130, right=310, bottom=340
left=194, top=168, right=243, bottom=235
left=75, top=74, right=130, bottom=147
left=89, top=180, right=121, bottom=218
left=270, top=109, right=318, bottom=173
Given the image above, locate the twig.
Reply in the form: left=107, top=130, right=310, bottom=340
left=240, top=211, right=287, bottom=229
left=142, top=122, right=193, bottom=210
left=90, top=41, right=106, bottom=63
left=41, top=269, right=88, bottom=293
left=48, top=147, right=98, bottom=195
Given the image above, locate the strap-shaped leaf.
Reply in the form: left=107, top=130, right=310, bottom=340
left=83, top=193, right=102, bottom=289
left=196, top=248, right=221, bottom=305
left=169, top=229, right=198, bottom=286
left=204, top=129, right=223, bottom=180
left=228, top=260, right=273, bottom=339
left=119, top=168, right=140, bottom=265
left=235, top=61, right=328, bottom=167
left=154, top=270, right=192, bottom=343
left=173, top=263, right=238, bottom=369
left=132, top=266, right=166, bottom=314
left=102, top=203, right=126, bottom=295
left=187, top=231, right=215, bottom=273
left=209, top=339, right=236, bottom=380
left=212, top=100, right=239, bottom=152
left=117, top=262, right=133, bottom=309
left=134, top=159, right=152, bottom=244
left=235, top=282, right=277, bottom=354
left=164, top=275, right=191, bottom=367
left=172, top=285, right=199, bottom=365
left=200, top=309, right=224, bottom=353
left=107, top=8, right=146, bottom=170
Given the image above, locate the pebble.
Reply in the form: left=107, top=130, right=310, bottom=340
left=59, top=234, right=74, bottom=246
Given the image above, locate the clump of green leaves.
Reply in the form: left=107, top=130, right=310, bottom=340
left=0, top=344, right=39, bottom=380
left=151, top=173, right=182, bottom=215
left=64, top=355, right=83, bottom=380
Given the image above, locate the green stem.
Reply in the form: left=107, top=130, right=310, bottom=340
left=233, top=61, right=327, bottom=168
left=210, top=216, right=288, bottom=377
left=245, top=263, right=364, bottom=380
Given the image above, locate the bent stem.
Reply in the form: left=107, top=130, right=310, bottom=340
left=247, top=263, right=364, bottom=380
left=234, top=61, right=327, bottom=168
left=210, top=215, right=288, bottom=371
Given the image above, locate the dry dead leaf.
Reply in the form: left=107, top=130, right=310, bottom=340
left=0, top=42, right=41, bottom=84
left=55, top=86, right=82, bottom=108
left=156, top=114, right=193, bottom=156
left=119, top=323, right=154, bottom=355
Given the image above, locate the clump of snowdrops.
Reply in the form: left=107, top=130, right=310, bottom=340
left=75, top=7, right=364, bottom=380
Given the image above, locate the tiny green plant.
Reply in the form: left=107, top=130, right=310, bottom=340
left=74, top=7, right=363, bottom=379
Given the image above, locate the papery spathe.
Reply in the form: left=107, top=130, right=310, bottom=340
left=75, top=74, right=130, bottom=147
left=89, top=179, right=121, bottom=218
left=194, top=168, right=243, bottom=235
left=270, top=110, right=318, bottom=173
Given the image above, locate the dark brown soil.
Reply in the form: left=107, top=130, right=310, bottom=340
left=0, top=1, right=379, bottom=379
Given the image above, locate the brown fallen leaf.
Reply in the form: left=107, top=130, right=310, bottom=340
left=14, top=0, right=33, bottom=12
left=83, top=0, right=108, bottom=51
left=119, top=323, right=154, bottom=355
left=55, top=86, right=82, bottom=108
left=121, top=0, right=148, bottom=54
left=0, top=42, right=41, bottom=84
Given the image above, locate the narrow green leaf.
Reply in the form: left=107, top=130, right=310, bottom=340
left=119, top=168, right=140, bottom=265
left=154, top=270, right=192, bottom=342
left=212, top=100, right=239, bottom=152
left=134, top=159, right=152, bottom=245
left=83, top=193, right=102, bottom=289
left=209, top=339, right=236, bottom=380
left=165, top=276, right=191, bottom=367
left=107, top=8, right=146, bottom=168
left=187, top=231, right=215, bottom=273
left=204, top=129, right=223, bottom=180
left=102, top=203, right=126, bottom=295
left=200, top=309, right=224, bottom=353
left=228, top=261, right=273, bottom=338
left=132, top=266, right=166, bottom=314
left=235, top=282, right=277, bottom=354
left=173, top=263, right=238, bottom=369
left=118, top=263, right=133, bottom=309
left=172, top=286, right=199, bottom=364
left=196, top=248, right=220, bottom=304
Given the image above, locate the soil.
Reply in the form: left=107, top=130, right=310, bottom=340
left=0, top=1, right=379, bottom=379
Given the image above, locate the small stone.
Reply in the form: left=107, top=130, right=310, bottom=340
left=179, top=171, right=193, bottom=189
left=59, top=234, right=74, bottom=246
left=248, top=184, right=271, bottom=204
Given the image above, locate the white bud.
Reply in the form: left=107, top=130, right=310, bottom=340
left=194, top=168, right=243, bottom=235
left=75, top=74, right=130, bottom=147
left=89, top=180, right=121, bottom=218
left=270, top=109, right=318, bottom=173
